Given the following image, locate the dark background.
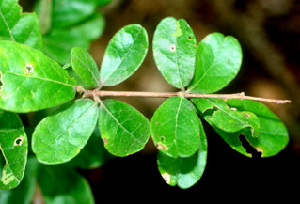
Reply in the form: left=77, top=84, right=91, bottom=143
left=23, top=0, right=300, bottom=201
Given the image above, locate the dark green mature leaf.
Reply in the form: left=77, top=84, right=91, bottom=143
left=224, top=99, right=289, bottom=157
left=38, top=165, right=94, bottom=204
left=100, top=24, right=149, bottom=86
left=0, top=40, right=76, bottom=113
left=150, top=97, right=200, bottom=158
left=157, top=120, right=207, bottom=189
left=71, top=47, right=100, bottom=87
left=188, top=33, right=242, bottom=94
left=153, top=17, right=197, bottom=88
left=0, top=156, right=39, bottom=204
left=0, top=0, right=42, bottom=49
left=99, top=100, right=150, bottom=157
left=32, top=99, right=99, bottom=165
left=192, top=98, right=260, bottom=137
left=0, top=110, right=27, bottom=190
left=42, top=12, right=104, bottom=65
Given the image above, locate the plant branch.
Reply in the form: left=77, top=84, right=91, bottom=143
left=82, top=89, right=291, bottom=104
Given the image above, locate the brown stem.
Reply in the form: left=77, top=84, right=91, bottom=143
left=82, top=89, right=291, bottom=104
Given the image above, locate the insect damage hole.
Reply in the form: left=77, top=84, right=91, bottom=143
left=169, top=44, right=176, bottom=52
left=25, top=64, right=34, bottom=73
left=14, top=135, right=24, bottom=146
left=239, top=134, right=261, bottom=159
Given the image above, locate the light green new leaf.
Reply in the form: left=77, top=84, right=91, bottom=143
left=32, top=99, right=99, bottom=165
left=224, top=99, right=289, bottom=157
left=152, top=17, right=197, bottom=88
left=99, top=100, right=150, bottom=157
left=0, top=110, right=27, bottom=190
left=188, top=33, right=242, bottom=93
left=100, top=24, right=148, bottom=86
left=38, top=165, right=94, bottom=204
left=0, top=40, right=76, bottom=113
left=192, top=98, right=260, bottom=137
left=157, top=120, right=207, bottom=189
left=150, top=97, right=200, bottom=158
left=71, top=47, right=100, bottom=87
left=0, top=0, right=42, bottom=49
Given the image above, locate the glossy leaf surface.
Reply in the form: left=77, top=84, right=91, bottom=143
left=71, top=47, right=100, bottom=87
left=0, top=110, right=27, bottom=190
left=157, top=120, right=207, bottom=189
left=153, top=17, right=197, bottom=88
left=38, top=165, right=94, bottom=204
left=100, top=24, right=148, bottom=86
left=32, top=99, right=99, bottom=165
left=0, top=40, right=76, bottom=113
left=150, top=97, right=200, bottom=158
left=0, top=0, right=42, bottom=49
left=99, top=100, right=150, bottom=157
left=188, top=33, right=242, bottom=93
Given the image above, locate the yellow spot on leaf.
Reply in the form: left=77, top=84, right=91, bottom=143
left=1, top=170, right=14, bottom=185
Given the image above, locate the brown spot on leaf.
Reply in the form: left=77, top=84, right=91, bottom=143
left=103, top=138, right=108, bottom=145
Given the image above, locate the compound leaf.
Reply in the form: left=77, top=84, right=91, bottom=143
left=152, top=17, right=197, bottom=88
left=150, top=97, right=200, bottom=158
left=98, top=100, right=150, bottom=157
left=0, top=110, right=27, bottom=190
left=157, top=120, right=207, bottom=189
left=71, top=46, right=100, bottom=87
left=32, top=99, right=99, bottom=165
left=100, top=24, right=148, bottom=86
left=192, top=98, right=260, bottom=137
left=0, top=0, right=42, bottom=49
left=0, top=40, right=76, bottom=113
left=188, top=33, right=242, bottom=94
left=38, top=165, right=94, bottom=204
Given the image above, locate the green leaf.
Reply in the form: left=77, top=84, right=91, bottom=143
left=224, top=99, right=289, bottom=157
left=99, top=100, right=150, bottom=157
left=152, top=17, right=197, bottom=88
left=32, top=99, right=99, bottom=165
left=0, top=156, right=39, bottom=204
left=38, top=165, right=94, bottom=204
left=100, top=24, right=149, bottom=86
left=0, top=110, right=27, bottom=190
left=0, top=40, right=76, bottom=113
left=68, top=127, right=113, bottom=169
left=150, top=97, right=200, bottom=158
left=188, top=33, right=242, bottom=94
left=71, top=47, right=100, bottom=87
left=192, top=98, right=260, bottom=137
left=0, top=0, right=42, bottom=49
left=157, top=120, right=207, bottom=189
left=42, top=12, right=104, bottom=65
left=51, top=0, right=96, bottom=28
